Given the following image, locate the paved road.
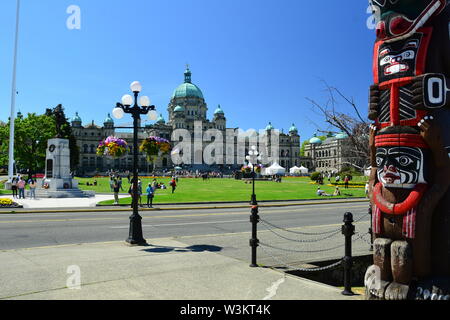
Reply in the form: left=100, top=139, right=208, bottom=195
left=0, top=202, right=370, bottom=251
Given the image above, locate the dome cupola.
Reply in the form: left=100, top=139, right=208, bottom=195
left=214, top=105, right=225, bottom=116
left=289, top=123, right=298, bottom=134
left=309, top=133, right=322, bottom=145
left=156, top=114, right=166, bottom=124
left=265, top=122, right=275, bottom=131
left=172, top=66, right=204, bottom=100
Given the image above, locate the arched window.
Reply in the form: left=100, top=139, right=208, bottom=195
left=90, top=145, right=95, bottom=154
left=83, top=144, right=88, bottom=153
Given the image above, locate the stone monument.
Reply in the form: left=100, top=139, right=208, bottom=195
left=33, top=138, right=94, bottom=198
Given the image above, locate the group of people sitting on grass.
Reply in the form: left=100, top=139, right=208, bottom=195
left=316, top=186, right=342, bottom=197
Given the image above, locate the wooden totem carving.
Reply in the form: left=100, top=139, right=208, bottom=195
left=365, top=0, right=450, bottom=300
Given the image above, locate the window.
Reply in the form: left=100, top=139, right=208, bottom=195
left=83, top=145, right=88, bottom=153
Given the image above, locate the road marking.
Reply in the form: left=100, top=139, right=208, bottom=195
left=109, top=219, right=249, bottom=229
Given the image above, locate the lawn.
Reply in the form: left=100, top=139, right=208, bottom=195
left=78, top=177, right=367, bottom=205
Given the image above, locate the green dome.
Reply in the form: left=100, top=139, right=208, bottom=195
left=266, top=122, right=274, bottom=131
left=289, top=124, right=298, bottom=133
left=335, top=132, right=349, bottom=140
left=172, top=66, right=204, bottom=99
left=104, top=113, right=114, bottom=124
left=174, top=105, right=185, bottom=112
left=214, top=105, right=224, bottom=115
left=309, top=134, right=322, bottom=145
left=72, top=112, right=82, bottom=123
left=156, top=114, right=165, bottom=124
left=172, top=83, right=204, bottom=99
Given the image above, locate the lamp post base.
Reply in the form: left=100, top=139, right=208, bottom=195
left=125, top=238, right=148, bottom=246
left=126, top=213, right=147, bottom=246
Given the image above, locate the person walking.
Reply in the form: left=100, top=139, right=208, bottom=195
left=11, top=177, right=18, bottom=199
left=113, top=179, right=120, bottom=205
left=344, top=176, right=349, bottom=189
left=170, top=177, right=177, bottom=194
left=137, top=180, right=143, bottom=207
left=17, top=177, right=26, bottom=199
left=146, top=183, right=154, bottom=208
left=118, top=176, right=124, bottom=191
left=29, top=179, right=37, bottom=199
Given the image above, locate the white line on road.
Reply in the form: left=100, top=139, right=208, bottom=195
left=109, top=219, right=249, bottom=229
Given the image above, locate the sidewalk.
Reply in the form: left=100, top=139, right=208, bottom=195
left=0, top=194, right=129, bottom=209
left=0, top=237, right=363, bottom=300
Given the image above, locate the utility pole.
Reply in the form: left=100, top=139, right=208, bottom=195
left=8, top=0, right=21, bottom=181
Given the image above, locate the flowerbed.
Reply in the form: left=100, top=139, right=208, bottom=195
left=0, top=198, right=20, bottom=208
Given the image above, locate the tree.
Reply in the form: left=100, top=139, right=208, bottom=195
left=0, top=113, right=57, bottom=177
left=306, top=82, right=369, bottom=170
left=45, top=105, right=79, bottom=171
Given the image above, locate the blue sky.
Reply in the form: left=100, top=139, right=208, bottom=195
left=0, top=0, right=375, bottom=141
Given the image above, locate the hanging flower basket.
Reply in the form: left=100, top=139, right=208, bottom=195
left=139, top=136, right=172, bottom=162
left=97, top=136, right=129, bottom=159
left=241, top=165, right=252, bottom=174
left=254, top=164, right=263, bottom=174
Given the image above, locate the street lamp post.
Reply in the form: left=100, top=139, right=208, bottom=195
left=247, top=145, right=261, bottom=267
left=112, top=81, right=158, bottom=246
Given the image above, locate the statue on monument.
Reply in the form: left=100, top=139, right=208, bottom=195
left=365, top=0, right=450, bottom=300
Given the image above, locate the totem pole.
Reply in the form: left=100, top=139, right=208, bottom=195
left=365, top=0, right=450, bottom=300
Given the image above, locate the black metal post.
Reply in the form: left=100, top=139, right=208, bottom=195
left=125, top=92, right=147, bottom=246
left=368, top=204, right=373, bottom=251
left=341, top=212, right=355, bottom=296
left=250, top=166, right=259, bottom=267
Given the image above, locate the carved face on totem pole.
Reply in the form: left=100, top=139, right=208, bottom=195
left=365, top=0, right=450, bottom=300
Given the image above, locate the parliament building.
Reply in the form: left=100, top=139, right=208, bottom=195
left=70, top=67, right=302, bottom=174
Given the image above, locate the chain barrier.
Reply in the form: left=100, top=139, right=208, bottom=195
left=258, top=218, right=341, bottom=236
left=258, top=244, right=342, bottom=272
left=259, top=241, right=346, bottom=254
left=259, top=220, right=342, bottom=243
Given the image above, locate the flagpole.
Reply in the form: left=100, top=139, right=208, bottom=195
left=8, top=0, right=20, bottom=181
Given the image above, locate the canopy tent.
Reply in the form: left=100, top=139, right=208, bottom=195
left=264, top=162, right=286, bottom=175
left=290, top=166, right=308, bottom=175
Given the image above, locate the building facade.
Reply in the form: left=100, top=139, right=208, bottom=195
left=303, top=133, right=366, bottom=174
left=71, top=68, right=302, bottom=174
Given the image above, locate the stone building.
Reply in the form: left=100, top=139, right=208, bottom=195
left=71, top=67, right=302, bottom=174
left=303, top=132, right=366, bottom=174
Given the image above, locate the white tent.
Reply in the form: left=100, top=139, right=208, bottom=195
left=264, top=162, right=286, bottom=175
left=290, top=166, right=309, bottom=175
left=289, top=166, right=301, bottom=175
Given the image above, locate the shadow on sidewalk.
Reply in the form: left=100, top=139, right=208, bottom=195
left=141, top=244, right=222, bottom=254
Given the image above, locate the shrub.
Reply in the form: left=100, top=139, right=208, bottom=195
left=310, top=172, right=321, bottom=182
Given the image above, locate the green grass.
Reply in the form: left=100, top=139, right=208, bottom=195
left=78, top=177, right=367, bottom=205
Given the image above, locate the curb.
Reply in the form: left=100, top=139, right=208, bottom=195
left=0, top=199, right=369, bottom=214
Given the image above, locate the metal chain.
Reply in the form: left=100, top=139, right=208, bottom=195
left=258, top=212, right=370, bottom=237
left=260, top=220, right=342, bottom=243
left=259, top=218, right=341, bottom=236
left=259, top=241, right=345, bottom=254
left=259, top=244, right=342, bottom=272
left=354, top=232, right=372, bottom=246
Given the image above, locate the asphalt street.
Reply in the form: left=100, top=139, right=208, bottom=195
left=0, top=202, right=371, bottom=252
